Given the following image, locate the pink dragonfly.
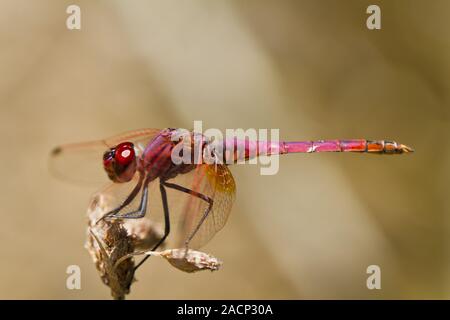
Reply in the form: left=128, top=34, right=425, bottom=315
left=51, top=128, right=413, bottom=270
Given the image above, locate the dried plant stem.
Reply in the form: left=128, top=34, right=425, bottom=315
left=85, top=193, right=223, bottom=299
left=89, top=228, right=134, bottom=300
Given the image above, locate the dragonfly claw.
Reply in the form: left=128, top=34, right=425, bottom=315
left=95, top=210, right=119, bottom=225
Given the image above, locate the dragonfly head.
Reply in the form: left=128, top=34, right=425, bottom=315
left=103, top=142, right=137, bottom=183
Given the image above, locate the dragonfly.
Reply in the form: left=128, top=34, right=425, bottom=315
left=50, top=128, right=413, bottom=270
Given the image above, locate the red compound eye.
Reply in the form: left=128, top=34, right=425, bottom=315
left=115, top=142, right=135, bottom=166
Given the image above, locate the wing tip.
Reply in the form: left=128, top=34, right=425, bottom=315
left=50, top=146, right=62, bottom=157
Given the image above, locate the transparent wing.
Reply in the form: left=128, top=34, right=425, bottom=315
left=89, top=164, right=236, bottom=250
left=49, top=128, right=161, bottom=184
left=173, top=164, right=236, bottom=249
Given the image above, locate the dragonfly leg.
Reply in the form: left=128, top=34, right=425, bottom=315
left=109, top=178, right=150, bottom=219
left=134, top=181, right=171, bottom=271
left=96, top=174, right=144, bottom=224
left=162, top=181, right=213, bottom=251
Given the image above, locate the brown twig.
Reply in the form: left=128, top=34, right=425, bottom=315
left=85, top=193, right=162, bottom=300
left=85, top=192, right=223, bottom=299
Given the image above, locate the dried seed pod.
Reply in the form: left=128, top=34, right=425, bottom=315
left=86, top=191, right=167, bottom=299
left=86, top=227, right=134, bottom=300
left=133, top=249, right=222, bottom=273
left=160, top=249, right=222, bottom=273
left=85, top=194, right=135, bottom=300
left=123, top=217, right=164, bottom=251
left=85, top=192, right=222, bottom=299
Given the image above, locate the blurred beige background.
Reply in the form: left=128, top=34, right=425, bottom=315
left=0, top=0, right=449, bottom=299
